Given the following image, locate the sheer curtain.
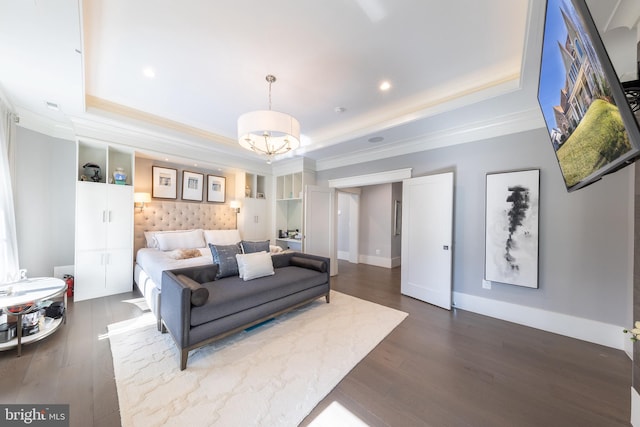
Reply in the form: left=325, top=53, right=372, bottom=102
left=0, top=98, right=20, bottom=283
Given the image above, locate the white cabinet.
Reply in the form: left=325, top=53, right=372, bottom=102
left=75, top=182, right=133, bottom=301
left=235, top=172, right=270, bottom=241
left=74, top=140, right=134, bottom=301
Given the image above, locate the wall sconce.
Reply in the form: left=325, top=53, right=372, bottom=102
left=230, top=200, right=241, bottom=214
left=134, top=192, right=152, bottom=212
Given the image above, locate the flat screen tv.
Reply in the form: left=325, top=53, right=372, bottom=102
left=537, top=0, right=640, bottom=192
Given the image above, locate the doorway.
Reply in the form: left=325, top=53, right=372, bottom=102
left=329, top=168, right=412, bottom=270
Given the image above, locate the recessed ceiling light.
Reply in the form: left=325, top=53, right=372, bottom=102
left=379, top=81, right=391, bottom=91
left=143, top=67, right=156, bottom=78
left=368, top=136, right=384, bottom=143
left=334, top=106, right=346, bottom=113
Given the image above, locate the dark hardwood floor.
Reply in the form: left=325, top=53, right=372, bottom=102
left=0, top=261, right=631, bottom=426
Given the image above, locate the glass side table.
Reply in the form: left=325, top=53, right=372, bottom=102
left=0, top=277, right=67, bottom=356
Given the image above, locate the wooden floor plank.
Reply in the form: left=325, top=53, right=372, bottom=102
left=0, top=261, right=631, bottom=427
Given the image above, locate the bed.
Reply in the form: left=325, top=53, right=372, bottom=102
left=134, top=228, right=244, bottom=329
left=132, top=200, right=239, bottom=328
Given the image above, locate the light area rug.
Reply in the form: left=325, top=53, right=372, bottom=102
left=108, top=290, right=408, bottom=427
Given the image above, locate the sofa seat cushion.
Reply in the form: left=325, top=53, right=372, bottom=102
left=190, top=266, right=328, bottom=327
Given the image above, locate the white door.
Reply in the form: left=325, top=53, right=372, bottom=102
left=304, top=185, right=337, bottom=275
left=401, top=172, right=454, bottom=309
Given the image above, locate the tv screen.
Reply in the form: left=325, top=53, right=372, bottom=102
left=537, top=0, right=640, bottom=192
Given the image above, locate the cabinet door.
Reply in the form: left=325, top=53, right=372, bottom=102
left=74, top=250, right=107, bottom=301
left=241, top=198, right=269, bottom=240
left=76, top=182, right=107, bottom=251
left=106, top=185, right=133, bottom=250
left=105, top=248, right=133, bottom=294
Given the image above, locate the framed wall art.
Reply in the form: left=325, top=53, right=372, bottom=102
left=152, top=166, right=178, bottom=199
left=182, top=171, right=204, bottom=202
left=207, top=175, right=226, bottom=203
left=484, top=169, right=540, bottom=288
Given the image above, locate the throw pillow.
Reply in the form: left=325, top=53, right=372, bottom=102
left=236, top=251, right=274, bottom=281
left=240, top=240, right=270, bottom=254
left=155, top=229, right=205, bottom=251
left=209, top=243, right=240, bottom=279
left=290, top=256, right=327, bottom=273
left=236, top=251, right=266, bottom=279
left=175, top=274, right=209, bottom=307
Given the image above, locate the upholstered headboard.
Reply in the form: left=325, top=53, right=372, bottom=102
left=134, top=201, right=237, bottom=256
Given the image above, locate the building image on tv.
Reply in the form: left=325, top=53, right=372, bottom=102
left=539, top=0, right=632, bottom=189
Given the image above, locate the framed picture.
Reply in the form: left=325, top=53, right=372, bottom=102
left=207, top=175, right=226, bottom=203
left=182, top=171, right=204, bottom=201
left=484, top=169, right=540, bottom=288
left=152, top=166, right=177, bottom=199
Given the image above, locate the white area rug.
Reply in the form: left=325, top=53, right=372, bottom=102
left=108, top=290, right=408, bottom=427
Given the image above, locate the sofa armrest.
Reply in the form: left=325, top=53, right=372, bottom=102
left=160, top=270, right=193, bottom=348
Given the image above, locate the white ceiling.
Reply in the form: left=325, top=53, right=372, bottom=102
left=0, top=0, right=638, bottom=173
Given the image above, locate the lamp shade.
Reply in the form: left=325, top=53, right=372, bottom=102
left=229, top=200, right=241, bottom=210
left=238, top=110, right=300, bottom=156
left=134, top=192, right=152, bottom=203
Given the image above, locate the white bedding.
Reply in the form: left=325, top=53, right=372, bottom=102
left=135, top=247, right=213, bottom=290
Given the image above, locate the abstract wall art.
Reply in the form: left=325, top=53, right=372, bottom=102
left=484, top=169, right=540, bottom=288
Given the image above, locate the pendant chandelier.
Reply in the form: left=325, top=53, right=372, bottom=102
left=237, top=75, right=300, bottom=164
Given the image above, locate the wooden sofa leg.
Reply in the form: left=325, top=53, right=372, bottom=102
left=180, top=350, right=188, bottom=371
left=325, top=293, right=330, bottom=303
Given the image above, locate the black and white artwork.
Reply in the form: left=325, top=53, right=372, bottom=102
left=485, top=169, right=539, bottom=288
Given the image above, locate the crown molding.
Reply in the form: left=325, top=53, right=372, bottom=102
left=315, top=106, right=545, bottom=171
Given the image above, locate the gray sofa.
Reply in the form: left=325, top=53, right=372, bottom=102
left=160, top=251, right=330, bottom=370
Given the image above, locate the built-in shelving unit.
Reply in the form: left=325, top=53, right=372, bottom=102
left=274, top=167, right=315, bottom=251
left=75, top=139, right=134, bottom=301
left=235, top=171, right=270, bottom=240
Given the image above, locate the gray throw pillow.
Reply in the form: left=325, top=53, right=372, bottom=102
left=209, top=243, right=240, bottom=279
left=240, top=240, right=270, bottom=254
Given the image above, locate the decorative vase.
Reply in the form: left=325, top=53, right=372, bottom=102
left=113, top=168, right=127, bottom=185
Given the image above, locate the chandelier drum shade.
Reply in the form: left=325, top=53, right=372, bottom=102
left=237, top=75, right=300, bottom=163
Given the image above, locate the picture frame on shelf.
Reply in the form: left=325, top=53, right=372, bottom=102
left=257, top=192, right=265, bottom=199
left=152, top=166, right=178, bottom=199
left=484, top=169, right=540, bottom=289
left=182, top=171, right=204, bottom=202
left=207, top=175, right=226, bottom=203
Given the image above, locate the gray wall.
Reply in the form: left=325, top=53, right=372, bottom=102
left=317, top=127, right=633, bottom=326
left=360, top=184, right=392, bottom=260
left=14, top=127, right=75, bottom=276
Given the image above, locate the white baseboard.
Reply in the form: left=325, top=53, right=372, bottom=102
left=452, top=292, right=626, bottom=350
left=53, top=265, right=74, bottom=279
left=358, top=254, right=392, bottom=268
left=337, top=251, right=350, bottom=261
left=391, top=256, right=401, bottom=268
left=632, top=387, right=640, bottom=426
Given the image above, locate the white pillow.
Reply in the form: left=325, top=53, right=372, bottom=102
left=145, top=230, right=200, bottom=248
left=155, top=230, right=205, bottom=251
left=235, top=251, right=274, bottom=281
left=204, top=229, right=242, bottom=246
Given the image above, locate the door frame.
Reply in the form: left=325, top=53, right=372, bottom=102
left=328, top=168, right=413, bottom=269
